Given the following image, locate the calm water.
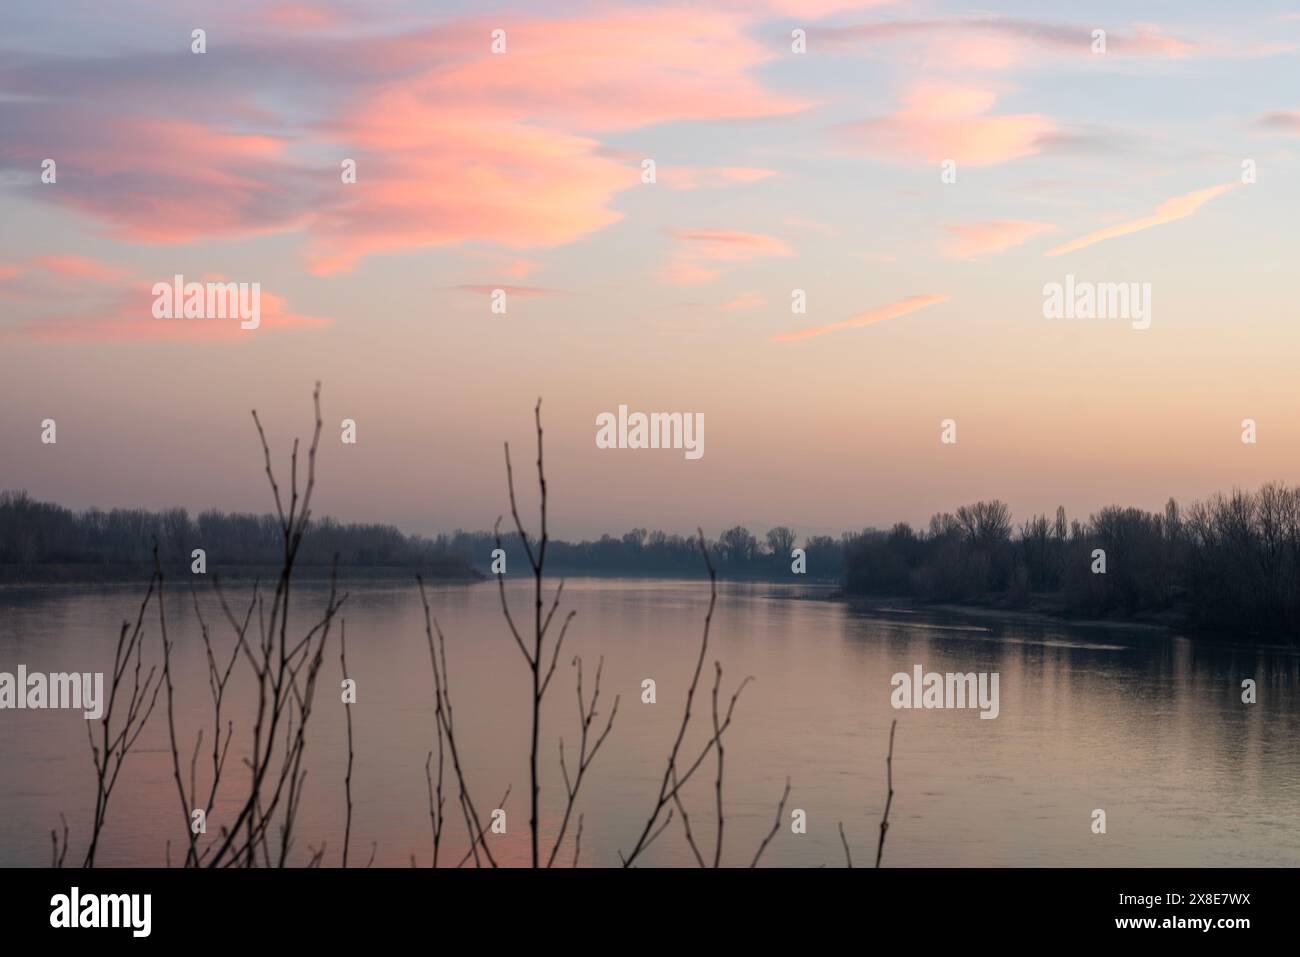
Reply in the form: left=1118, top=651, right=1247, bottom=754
left=1, top=578, right=1297, bottom=867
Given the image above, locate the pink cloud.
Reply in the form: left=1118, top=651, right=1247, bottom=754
left=305, top=121, right=629, bottom=275
left=262, top=2, right=343, bottom=30
left=823, top=18, right=1200, bottom=69
left=1045, top=183, right=1240, bottom=257
left=8, top=114, right=308, bottom=245
left=0, top=258, right=327, bottom=341
left=1122, top=22, right=1197, bottom=58
left=429, top=12, right=808, bottom=133
left=839, top=84, right=1054, bottom=166
left=661, top=229, right=792, bottom=286
left=28, top=255, right=132, bottom=282
left=661, top=261, right=718, bottom=286
left=941, top=220, right=1054, bottom=259
left=2, top=9, right=808, bottom=276
left=1254, top=110, right=1300, bottom=136
left=772, top=293, right=949, bottom=342
left=14, top=283, right=328, bottom=343
left=721, top=293, right=764, bottom=310
left=300, top=12, right=809, bottom=273
left=452, top=285, right=560, bottom=297
left=659, top=166, right=779, bottom=190
left=759, top=0, right=895, bottom=14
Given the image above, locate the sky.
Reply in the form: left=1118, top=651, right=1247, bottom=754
left=1, top=0, right=1298, bottom=540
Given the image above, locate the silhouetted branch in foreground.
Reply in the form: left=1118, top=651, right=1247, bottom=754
left=157, top=384, right=345, bottom=869
left=838, top=718, right=898, bottom=868
left=82, top=574, right=163, bottom=867
left=50, top=813, right=69, bottom=868
left=548, top=655, right=618, bottom=867
left=418, top=578, right=498, bottom=867
left=876, top=719, right=897, bottom=868
left=51, top=391, right=813, bottom=868
left=454, top=785, right=512, bottom=868
left=620, top=531, right=788, bottom=868
left=494, top=398, right=584, bottom=867
left=340, top=620, right=354, bottom=868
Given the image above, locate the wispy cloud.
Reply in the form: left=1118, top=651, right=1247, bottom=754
left=452, top=284, right=560, bottom=297
left=771, top=293, right=949, bottom=342
left=1044, top=183, right=1239, bottom=257
left=721, top=293, right=764, bottom=310
left=1253, top=110, right=1300, bottom=136
left=0, top=258, right=327, bottom=341
left=821, top=17, right=1199, bottom=68
left=661, top=229, right=792, bottom=286
left=941, top=220, right=1054, bottom=259
left=659, top=166, right=778, bottom=190
left=837, top=84, right=1053, bottom=166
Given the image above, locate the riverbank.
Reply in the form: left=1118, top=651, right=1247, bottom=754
left=824, top=591, right=1300, bottom=645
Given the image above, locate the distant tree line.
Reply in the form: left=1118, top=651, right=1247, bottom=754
left=10, top=482, right=1300, bottom=635
left=0, top=491, right=844, bottom=581
left=843, top=483, right=1300, bottom=636
left=0, top=491, right=475, bottom=577
left=440, top=525, right=846, bottom=580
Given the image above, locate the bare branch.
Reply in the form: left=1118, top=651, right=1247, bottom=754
left=750, top=778, right=792, bottom=868
left=875, top=719, right=898, bottom=868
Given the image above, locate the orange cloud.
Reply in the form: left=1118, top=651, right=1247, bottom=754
left=941, top=220, right=1054, bottom=259
left=772, top=293, right=949, bottom=342
left=839, top=84, right=1053, bottom=166
left=1045, top=183, right=1239, bottom=257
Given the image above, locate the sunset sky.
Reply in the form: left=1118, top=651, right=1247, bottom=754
left=1, top=1, right=1298, bottom=539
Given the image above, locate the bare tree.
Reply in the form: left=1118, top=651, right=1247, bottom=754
left=157, top=383, right=346, bottom=868
left=494, top=399, right=582, bottom=867
left=79, top=576, right=164, bottom=867
left=765, top=526, right=797, bottom=558
left=620, top=532, right=788, bottom=868
left=418, top=579, right=499, bottom=868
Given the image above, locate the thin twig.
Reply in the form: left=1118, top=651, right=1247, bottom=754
left=875, top=719, right=897, bottom=868
left=340, top=620, right=354, bottom=868
left=750, top=778, right=792, bottom=868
